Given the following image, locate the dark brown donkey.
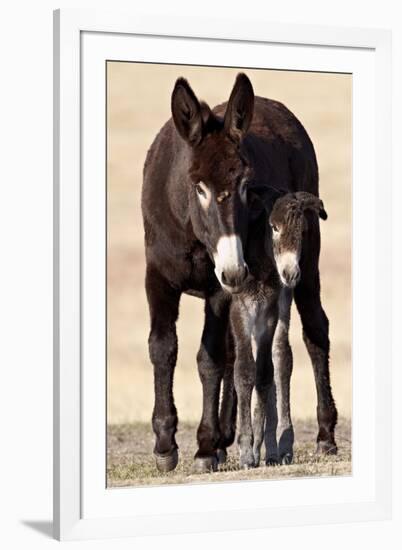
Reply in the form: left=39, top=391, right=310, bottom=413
left=141, top=73, right=337, bottom=473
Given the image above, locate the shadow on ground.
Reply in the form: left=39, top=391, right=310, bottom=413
left=22, top=520, right=53, bottom=539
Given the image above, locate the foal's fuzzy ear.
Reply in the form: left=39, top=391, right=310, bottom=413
left=224, top=73, right=255, bottom=142
left=318, top=206, right=328, bottom=220
left=294, top=192, right=328, bottom=220
left=248, top=185, right=287, bottom=221
left=171, top=78, right=204, bottom=146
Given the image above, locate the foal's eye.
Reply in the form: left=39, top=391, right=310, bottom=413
left=271, top=224, right=279, bottom=233
left=195, top=184, right=206, bottom=198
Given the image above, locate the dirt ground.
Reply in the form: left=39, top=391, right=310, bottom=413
left=106, top=63, right=352, bottom=485
left=107, top=417, right=351, bottom=487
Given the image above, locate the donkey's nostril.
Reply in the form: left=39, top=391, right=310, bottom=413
left=221, top=265, right=248, bottom=289
left=221, top=270, right=229, bottom=285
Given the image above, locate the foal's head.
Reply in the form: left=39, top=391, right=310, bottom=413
left=171, top=73, right=255, bottom=293
left=269, top=192, right=328, bottom=288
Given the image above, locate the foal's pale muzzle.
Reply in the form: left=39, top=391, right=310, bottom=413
left=276, top=251, right=301, bottom=288
left=280, top=265, right=300, bottom=288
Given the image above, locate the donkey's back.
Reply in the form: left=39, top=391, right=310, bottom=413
left=214, top=96, right=319, bottom=195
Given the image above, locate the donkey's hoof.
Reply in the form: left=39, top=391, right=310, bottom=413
left=265, top=456, right=279, bottom=467
left=154, top=449, right=178, bottom=473
left=280, top=453, right=293, bottom=465
left=193, top=455, right=218, bottom=474
left=217, top=448, right=227, bottom=465
left=316, top=441, right=337, bottom=455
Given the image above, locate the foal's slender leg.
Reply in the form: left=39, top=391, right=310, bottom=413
left=217, top=326, right=237, bottom=465
left=194, top=291, right=230, bottom=473
left=253, top=303, right=279, bottom=465
left=272, top=288, right=294, bottom=464
left=231, top=300, right=256, bottom=469
left=295, top=218, right=338, bottom=453
left=146, top=266, right=181, bottom=472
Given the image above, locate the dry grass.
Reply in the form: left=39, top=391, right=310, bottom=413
left=107, top=417, right=351, bottom=487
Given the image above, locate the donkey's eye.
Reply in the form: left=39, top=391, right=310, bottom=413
left=271, top=224, right=279, bottom=233
left=195, top=184, right=206, bottom=198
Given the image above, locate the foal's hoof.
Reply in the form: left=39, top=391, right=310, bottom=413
left=316, top=441, right=337, bottom=455
left=239, top=450, right=256, bottom=470
left=280, top=453, right=293, bottom=465
left=265, top=456, right=279, bottom=467
left=240, top=460, right=256, bottom=470
left=193, top=455, right=218, bottom=474
left=216, top=448, right=227, bottom=465
left=253, top=449, right=261, bottom=467
left=154, top=449, right=178, bottom=473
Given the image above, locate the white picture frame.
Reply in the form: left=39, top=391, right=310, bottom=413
left=53, top=8, right=392, bottom=541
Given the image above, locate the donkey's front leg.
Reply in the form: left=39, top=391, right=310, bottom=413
left=194, top=291, right=230, bottom=473
left=146, top=266, right=181, bottom=473
left=231, top=301, right=256, bottom=469
left=252, top=333, right=276, bottom=466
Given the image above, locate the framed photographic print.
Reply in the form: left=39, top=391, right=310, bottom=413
left=53, top=9, right=392, bottom=540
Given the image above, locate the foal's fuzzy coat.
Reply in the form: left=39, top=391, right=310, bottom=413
left=230, top=191, right=330, bottom=468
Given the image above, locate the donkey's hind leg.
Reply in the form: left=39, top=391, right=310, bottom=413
left=295, top=279, right=338, bottom=454
left=217, top=327, right=237, bottom=465
left=252, top=339, right=278, bottom=466
left=294, top=219, right=338, bottom=454
left=252, top=354, right=270, bottom=467
left=253, top=303, right=279, bottom=466
left=273, top=287, right=295, bottom=465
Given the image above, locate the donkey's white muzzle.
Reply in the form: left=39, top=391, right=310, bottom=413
left=213, top=235, right=248, bottom=292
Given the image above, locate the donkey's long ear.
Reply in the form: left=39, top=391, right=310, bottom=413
left=224, top=73, right=254, bottom=142
left=294, top=192, right=328, bottom=220
left=171, top=78, right=204, bottom=146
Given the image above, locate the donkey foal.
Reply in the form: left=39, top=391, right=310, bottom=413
left=230, top=191, right=329, bottom=469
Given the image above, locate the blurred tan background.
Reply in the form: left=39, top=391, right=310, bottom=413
left=107, top=62, right=351, bottom=427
